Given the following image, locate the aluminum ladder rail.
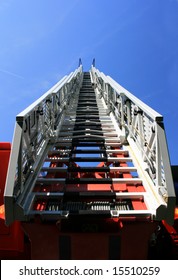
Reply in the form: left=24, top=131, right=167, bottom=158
left=4, top=61, right=175, bottom=225
left=90, top=61, right=176, bottom=225
left=4, top=63, right=83, bottom=225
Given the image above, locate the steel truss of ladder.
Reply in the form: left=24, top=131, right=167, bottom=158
left=4, top=59, right=175, bottom=225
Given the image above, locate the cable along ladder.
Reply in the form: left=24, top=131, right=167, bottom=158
left=4, top=61, right=175, bottom=225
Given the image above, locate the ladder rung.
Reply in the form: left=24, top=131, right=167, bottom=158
left=77, top=103, right=98, bottom=106
left=41, top=166, right=137, bottom=173
left=45, top=157, right=132, bottom=162
left=63, top=120, right=113, bottom=124
left=54, top=142, right=122, bottom=147
left=53, top=143, right=122, bottom=148
left=57, top=131, right=118, bottom=137
left=76, top=110, right=108, bottom=113
left=32, top=191, right=145, bottom=199
left=56, top=137, right=121, bottom=142
left=36, top=178, right=142, bottom=184
left=48, top=149, right=128, bottom=155
left=62, top=122, right=113, bottom=126
left=32, top=191, right=115, bottom=198
left=28, top=209, right=151, bottom=218
left=70, top=157, right=132, bottom=162
left=60, top=127, right=115, bottom=132
left=75, top=115, right=111, bottom=119
left=76, top=104, right=103, bottom=106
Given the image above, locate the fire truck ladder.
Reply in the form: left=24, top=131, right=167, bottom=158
left=4, top=60, right=175, bottom=225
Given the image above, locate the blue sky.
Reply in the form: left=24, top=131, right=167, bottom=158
left=0, top=0, right=178, bottom=165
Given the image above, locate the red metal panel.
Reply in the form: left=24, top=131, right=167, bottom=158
left=0, top=143, right=11, bottom=205
left=21, top=218, right=157, bottom=259
left=0, top=143, right=24, bottom=256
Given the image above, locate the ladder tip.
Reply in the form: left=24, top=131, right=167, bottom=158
left=92, top=58, right=95, bottom=67
left=79, top=58, right=82, bottom=67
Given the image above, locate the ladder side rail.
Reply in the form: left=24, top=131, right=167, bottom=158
left=91, top=65, right=163, bottom=121
left=4, top=122, right=22, bottom=225
left=91, top=66, right=175, bottom=224
left=4, top=65, right=83, bottom=225
left=156, top=122, right=176, bottom=224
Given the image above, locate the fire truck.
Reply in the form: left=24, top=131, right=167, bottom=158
left=0, top=60, right=177, bottom=259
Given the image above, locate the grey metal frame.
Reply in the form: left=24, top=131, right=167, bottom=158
left=4, top=60, right=175, bottom=225
left=4, top=65, right=83, bottom=225
left=90, top=64, right=175, bottom=224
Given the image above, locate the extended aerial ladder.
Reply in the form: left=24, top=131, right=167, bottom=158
left=3, top=59, right=176, bottom=259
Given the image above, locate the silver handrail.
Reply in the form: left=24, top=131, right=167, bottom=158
left=4, top=64, right=83, bottom=225
left=90, top=64, right=175, bottom=224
